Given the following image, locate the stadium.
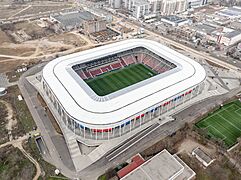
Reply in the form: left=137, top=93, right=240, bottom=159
left=41, top=39, right=206, bottom=141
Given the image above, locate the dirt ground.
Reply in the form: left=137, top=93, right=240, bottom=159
left=23, top=139, right=65, bottom=179
left=1, top=21, right=56, bottom=43
left=0, top=30, right=12, bottom=44
left=0, top=29, right=88, bottom=73
left=0, top=100, right=17, bottom=142
left=0, top=85, right=36, bottom=137
left=177, top=138, right=216, bottom=155
left=0, top=60, right=32, bottom=73
left=0, top=2, right=72, bottom=19
left=141, top=125, right=189, bottom=158
left=48, top=33, right=87, bottom=47
left=0, top=145, right=36, bottom=180
left=0, top=6, right=25, bottom=19
left=179, top=152, right=241, bottom=180
left=14, top=5, right=72, bottom=18
left=0, top=47, right=35, bottom=56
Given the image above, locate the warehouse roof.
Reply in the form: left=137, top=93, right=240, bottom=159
left=161, top=15, right=187, bottom=23
left=224, top=30, right=241, bottom=38
left=52, top=11, right=95, bottom=27
left=121, top=149, right=196, bottom=180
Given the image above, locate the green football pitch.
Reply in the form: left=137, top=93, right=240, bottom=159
left=85, top=63, right=157, bottom=96
left=196, top=100, right=241, bottom=148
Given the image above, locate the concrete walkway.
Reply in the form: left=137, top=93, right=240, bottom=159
left=18, top=63, right=78, bottom=179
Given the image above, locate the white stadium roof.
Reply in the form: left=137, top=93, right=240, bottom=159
left=42, top=39, right=206, bottom=127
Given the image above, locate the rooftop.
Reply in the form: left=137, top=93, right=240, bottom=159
left=121, top=149, right=196, bottom=180
left=52, top=11, right=96, bottom=27
left=218, top=6, right=241, bottom=18
left=161, top=15, right=187, bottom=23
left=117, top=154, right=145, bottom=178
left=195, top=23, right=218, bottom=34
left=192, top=147, right=214, bottom=166
left=42, top=39, right=206, bottom=126
left=224, top=30, right=241, bottom=38
left=134, top=0, right=149, bottom=6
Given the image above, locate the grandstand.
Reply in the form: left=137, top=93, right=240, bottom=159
left=41, top=39, right=206, bottom=141
left=72, top=47, right=176, bottom=96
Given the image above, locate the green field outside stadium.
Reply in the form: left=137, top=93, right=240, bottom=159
left=85, top=63, right=157, bottom=96
left=195, top=100, right=241, bottom=148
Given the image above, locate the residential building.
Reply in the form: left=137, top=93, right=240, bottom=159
left=187, top=0, right=208, bottom=8
left=109, top=0, right=122, bottom=9
left=160, top=0, right=187, bottom=15
left=123, top=0, right=150, bottom=19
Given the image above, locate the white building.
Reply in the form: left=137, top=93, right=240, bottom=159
left=148, top=0, right=162, bottom=14
left=41, top=39, right=206, bottom=142
left=123, top=0, right=150, bottom=19
left=160, top=0, right=187, bottom=15
left=109, top=0, right=122, bottom=9
left=220, top=30, right=241, bottom=46
left=187, top=0, right=208, bottom=8
left=161, top=15, right=190, bottom=26
left=192, top=147, right=215, bottom=167
left=122, top=0, right=187, bottom=18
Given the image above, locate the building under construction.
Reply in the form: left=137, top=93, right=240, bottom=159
left=83, top=19, right=107, bottom=34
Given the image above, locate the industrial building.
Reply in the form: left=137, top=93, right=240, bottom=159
left=161, top=15, right=190, bottom=26
left=220, top=30, right=241, bottom=46
left=50, top=11, right=106, bottom=32
left=217, top=6, right=241, bottom=19
left=120, top=149, right=196, bottom=180
left=187, top=0, right=208, bottom=8
left=83, top=19, right=107, bottom=34
left=192, top=147, right=215, bottom=167
left=191, top=22, right=241, bottom=46
left=159, top=0, right=187, bottom=15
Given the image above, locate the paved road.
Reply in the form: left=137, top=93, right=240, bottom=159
left=18, top=63, right=77, bottom=179
left=202, top=60, right=230, bottom=91
left=78, top=88, right=241, bottom=180
left=18, top=62, right=241, bottom=180
left=106, top=123, right=160, bottom=161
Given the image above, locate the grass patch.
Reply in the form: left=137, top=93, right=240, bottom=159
left=47, top=176, right=69, bottom=180
left=23, top=138, right=66, bottom=179
left=98, top=174, right=107, bottom=180
left=0, top=145, right=36, bottom=180
left=15, top=94, right=36, bottom=133
left=1, top=85, right=36, bottom=134
left=195, top=100, right=241, bottom=148
left=0, top=101, right=9, bottom=144
left=5, top=71, right=22, bottom=83
left=85, top=63, right=157, bottom=96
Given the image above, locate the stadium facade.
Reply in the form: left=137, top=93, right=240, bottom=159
left=41, top=39, right=206, bottom=140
